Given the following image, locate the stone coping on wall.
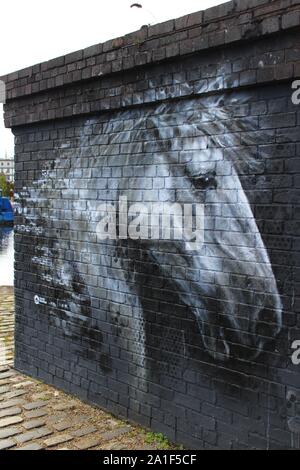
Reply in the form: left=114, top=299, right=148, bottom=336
left=1, top=0, right=300, bottom=128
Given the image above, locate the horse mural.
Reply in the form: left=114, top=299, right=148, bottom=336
left=15, top=93, right=283, bottom=369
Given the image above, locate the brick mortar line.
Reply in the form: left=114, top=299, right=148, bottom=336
left=1, top=0, right=299, bottom=101
left=3, top=71, right=298, bottom=129
left=2, top=22, right=297, bottom=108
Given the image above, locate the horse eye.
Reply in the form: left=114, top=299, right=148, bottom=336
left=193, top=172, right=217, bottom=190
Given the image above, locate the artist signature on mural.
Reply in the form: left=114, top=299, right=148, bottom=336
left=291, top=340, right=300, bottom=365
left=34, top=294, right=69, bottom=311
left=34, top=295, right=47, bottom=306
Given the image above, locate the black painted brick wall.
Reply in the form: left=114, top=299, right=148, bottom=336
left=2, top=0, right=300, bottom=450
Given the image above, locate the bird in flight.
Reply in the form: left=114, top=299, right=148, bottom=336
left=130, top=3, right=157, bottom=23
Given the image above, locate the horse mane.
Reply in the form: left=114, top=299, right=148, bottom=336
left=127, top=93, right=263, bottom=177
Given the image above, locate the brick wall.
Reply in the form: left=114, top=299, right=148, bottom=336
left=2, top=0, right=300, bottom=449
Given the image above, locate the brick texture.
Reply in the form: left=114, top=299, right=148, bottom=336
left=2, top=0, right=300, bottom=450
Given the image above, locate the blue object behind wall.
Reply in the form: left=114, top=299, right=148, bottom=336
left=0, top=197, right=14, bottom=225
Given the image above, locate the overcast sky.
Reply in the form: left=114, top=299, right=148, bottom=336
left=0, top=0, right=224, bottom=157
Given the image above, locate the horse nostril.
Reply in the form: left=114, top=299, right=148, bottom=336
left=254, top=307, right=281, bottom=340
left=198, top=318, right=232, bottom=362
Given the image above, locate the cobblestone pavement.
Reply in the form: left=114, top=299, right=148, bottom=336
left=0, top=288, right=14, bottom=367
left=0, top=288, right=176, bottom=451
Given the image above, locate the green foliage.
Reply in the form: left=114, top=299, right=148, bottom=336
left=145, top=432, right=171, bottom=450
left=0, top=173, right=13, bottom=198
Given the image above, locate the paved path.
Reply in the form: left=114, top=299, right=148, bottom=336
left=0, top=365, right=158, bottom=450
left=0, top=288, right=174, bottom=451
left=0, top=288, right=14, bottom=367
